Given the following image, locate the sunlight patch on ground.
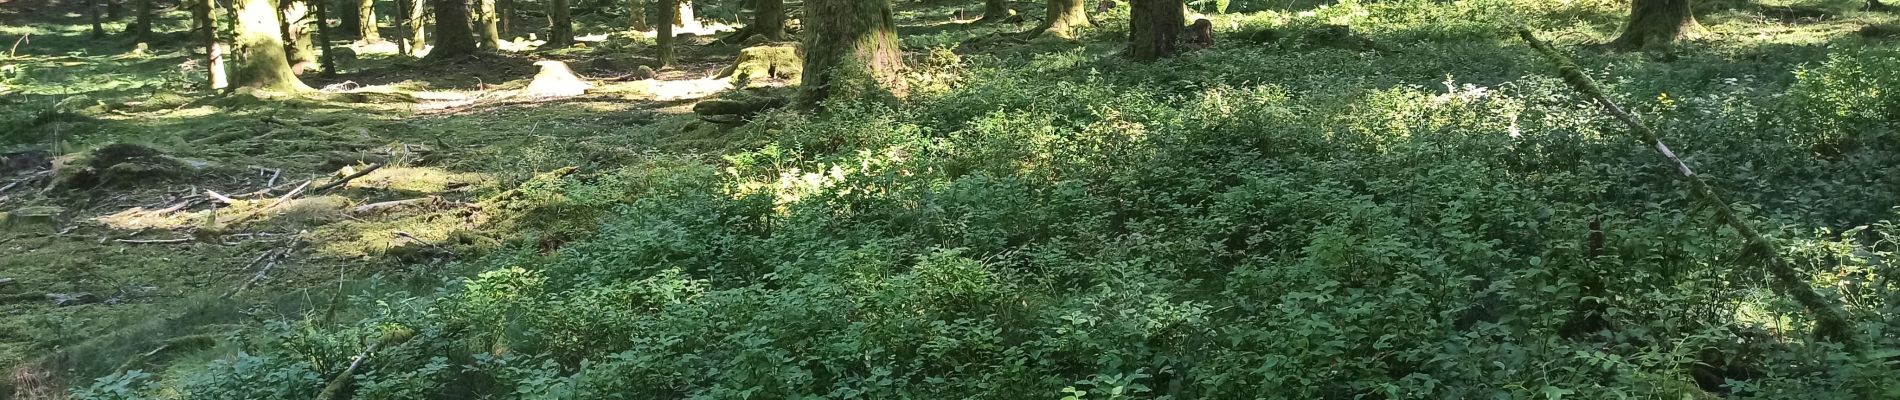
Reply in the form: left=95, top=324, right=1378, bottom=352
left=648, top=78, right=733, bottom=101
left=338, top=166, right=491, bottom=194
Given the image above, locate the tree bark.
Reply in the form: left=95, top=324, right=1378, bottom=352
left=979, top=0, right=1008, bottom=22
left=281, top=0, right=318, bottom=73
left=232, top=0, right=310, bottom=91
left=427, top=0, right=478, bottom=59
left=751, top=0, right=784, bottom=39
left=656, top=0, right=674, bottom=66
left=1030, top=0, right=1088, bottom=38
left=406, top=0, right=427, bottom=54
left=799, top=0, right=905, bottom=106
left=478, top=0, right=501, bottom=49
left=89, top=0, right=106, bottom=38
left=198, top=0, right=227, bottom=88
left=313, top=0, right=337, bottom=76
left=342, top=0, right=362, bottom=36
left=1128, top=0, right=1182, bottom=61
left=627, top=0, right=647, bottom=31
left=132, top=0, right=154, bottom=42
left=549, top=0, right=572, bottom=47
left=499, top=0, right=513, bottom=33
left=107, top=0, right=122, bottom=20
left=1609, top=0, right=1696, bottom=49
left=358, top=0, right=382, bottom=42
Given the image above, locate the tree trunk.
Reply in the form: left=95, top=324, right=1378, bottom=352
left=1030, top=0, right=1088, bottom=38
left=799, top=0, right=905, bottom=106
left=358, top=0, right=382, bottom=42
left=313, top=0, right=337, bottom=76
left=549, top=0, right=572, bottom=47
left=89, top=0, right=106, bottom=38
left=1609, top=0, right=1696, bottom=49
left=1127, top=0, right=1182, bottom=61
left=407, top=0, right=427, bottom=54
left=979, top=0, right=1008, bottom=22
left=281, top=0, right=318, bottom=73
left=107, top=0, right=122, bottom=20
left=196, top=0, right=228, bottom=88
left=751, top=0, right=784, bottom=39
left=656, top=0, right=674, bottom=66
left=478, top=0, right=500, bottom=49
left=627, top=0, right=646, bottom=31
left=427, top=0, right=478, bottom=59
left=132, top=0, right=154, bottom=42
left=232, top=0, right=310, bottom=90
left=500, top=0, right=513, bottom=33
left=341, top=0, right=362, bottom=36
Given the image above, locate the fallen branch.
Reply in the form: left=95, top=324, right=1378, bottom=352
left=312, top=163, right=384, bottom=193
left=222, top=245, right=294, bottom=299
left=267, top=180, right=312, bottom=209
left=352, top=196, right=439, bottom=215
left=115, top=238, right=194, bottom=245
left=0, top=170, right=51, bottom=193
left=204, top=190, right=239, bottom=204
left=1519, top=28, right=1858, bottom=348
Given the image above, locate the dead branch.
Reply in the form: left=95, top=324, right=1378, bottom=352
left=204, top=190, right=239, bottom=204
left=312, top=163, right=384, bottom=193
left=351, top=196, right=439, bottom=215
left=115, top=238, right=194, bottom=245
left=267, top=180, right=313, bottom=209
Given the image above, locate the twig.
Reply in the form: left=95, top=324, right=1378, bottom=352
left=1518, top=28, right=1857, bottom=348
left=6, top=34, right=27, bottom=58
left=267, top=180, right=312, bottom=208
left=312, top=163, right=384, bottom=193
left=115, top=238, right=193, bottom=244
left=204, top=190, right=238, bottom=204
left=0, top=170, right=51, bottom=193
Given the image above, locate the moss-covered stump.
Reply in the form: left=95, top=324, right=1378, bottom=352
left=715, top=45, right=801, bottom=87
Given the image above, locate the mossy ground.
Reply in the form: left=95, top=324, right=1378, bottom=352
left=4, top=0, right=1900, bottom=397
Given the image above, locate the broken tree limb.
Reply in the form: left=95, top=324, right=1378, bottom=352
left=313, top=163, right=383, bottom=193
left=204, top=190, right=239, bottom=204
left=267, top=180, right=312, bottom=209
left=1518, top=28, right=1858, bottom=348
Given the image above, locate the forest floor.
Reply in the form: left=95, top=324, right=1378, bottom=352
left=4, top=0, right=1900, bottom=397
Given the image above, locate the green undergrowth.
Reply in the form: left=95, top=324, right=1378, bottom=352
left=85, top=2, right=1900, bottom=399
left=5, top=0, right=1900, bottom=398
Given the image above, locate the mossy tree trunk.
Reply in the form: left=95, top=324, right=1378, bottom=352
left=231, top=0, right=310, bottom=90
left=358, top=0, right=382, bottom=42
left=799, top=0, right=905, bottom=106
left=1030, top=0, right=1088, bottom=38
left=656, top=0, right=674, bottom=66
left=1610, top=0, right=1697, bottom=49
left=549, top=0, right=573, bottom=47
left=1128, top=0, right=1182, bottom=61
left=628, top=0, right=647, bottom=31
left=132, top=0, right=154, bottom=42
left=751, top=0, right=785, bottom=39
left=427, top=0, right=478, bottom=59
left=478, top=0, right=501, bottom=49
left=89, top=0, right=106, bottom=38
left=280, top=0, right=318, bottom=73
left=196, top=0, right=227, bottom=88
left=979, top=0, right=1009, bottom=22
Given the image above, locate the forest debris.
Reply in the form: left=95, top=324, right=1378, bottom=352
left=47, top=292, right=99, bottom=307
left=1, top=206, right=63, bottom=232
left=204, top=190, right=239, bottom=204
left=48, top=144, right=190, bottom=190
left=1, top=149, right=51, bottom=174
left=1519, top=28, right=1858, bottom=349
left=352, top=196, right=441, bottom=215
left=523, top=60, right=593, bottom=98
left=312, top=163, right=383, bottom=193
left=222, top=246, right=296, bottom=299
